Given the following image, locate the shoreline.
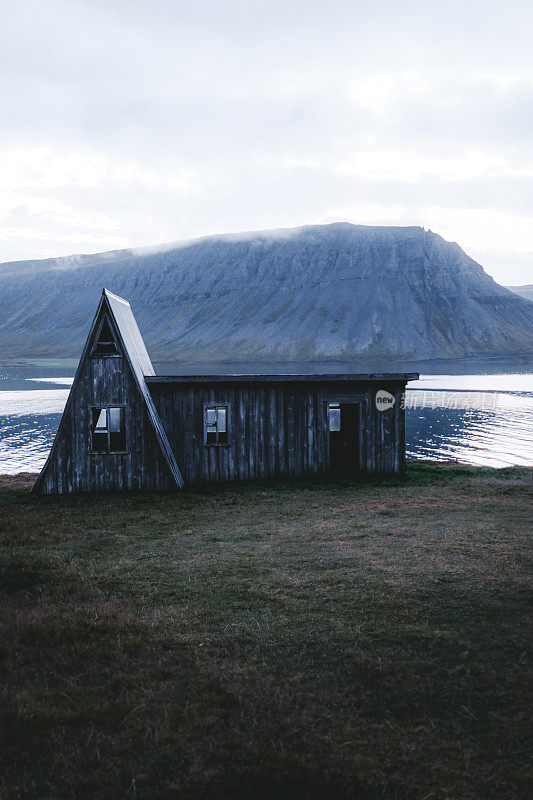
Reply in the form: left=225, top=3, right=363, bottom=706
left=2, top=460, right=531, bottom=492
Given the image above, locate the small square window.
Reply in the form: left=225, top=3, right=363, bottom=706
left=204, top=405, right=229, bottom=445
left=92, top=406, right=126, bottom=452
left=328, top=403, right=341, bottom=432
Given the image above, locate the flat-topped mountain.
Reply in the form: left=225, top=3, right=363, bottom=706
left=0, top=223, right=532, bottom=362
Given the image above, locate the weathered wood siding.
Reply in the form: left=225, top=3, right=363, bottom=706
left=37, top=370, right=407, bottom=493
left=36, top=354, right=175, bottom=494
left=149, top=380, right=407, bottom=486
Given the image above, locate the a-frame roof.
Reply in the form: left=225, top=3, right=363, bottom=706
left=104, top=289, right=155, bottom=379
left=33, top=288, right=183, bottom=492
left=102, top=290, right=183, bottom=488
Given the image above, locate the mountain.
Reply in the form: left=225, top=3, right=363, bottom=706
left=506, top=284, right=533, bottom=303
left=1, top=223, right=532, bottom=362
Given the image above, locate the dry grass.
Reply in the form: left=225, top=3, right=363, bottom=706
left=0, top=463, right=531, bottom=800
left=0, top=473, right=37, bottom=489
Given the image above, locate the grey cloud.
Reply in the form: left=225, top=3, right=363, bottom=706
left=1, top=0, right=532, bottom=285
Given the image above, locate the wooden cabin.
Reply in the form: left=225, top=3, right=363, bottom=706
left=33, top=289, right=418, bottom=494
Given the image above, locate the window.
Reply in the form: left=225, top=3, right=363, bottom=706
left=328, top=403, right=341, bottom=432
left=92, top=317, right=119, bottom=356
left=204, top=405, right=228, bottom=445
left=91, top=406, right=126, bottom=452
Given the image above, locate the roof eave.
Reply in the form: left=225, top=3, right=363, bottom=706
left=146, top=373, right=419, bottom=384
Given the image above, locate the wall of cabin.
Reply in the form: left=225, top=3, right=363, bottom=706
left=149, top=380, right=406, bottom=486
left=35, top=354, right=175, bottom=494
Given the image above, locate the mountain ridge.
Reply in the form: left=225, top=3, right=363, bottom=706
left=0, top=222, right=437, bottom=275
left=1, top=223, right=532, bottom=362
left=506, top=284, right=533, bottom=303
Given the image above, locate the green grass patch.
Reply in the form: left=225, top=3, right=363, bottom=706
left=0, top=464, right=531, bottom=799
left=2, top=357, right=79, bottom=368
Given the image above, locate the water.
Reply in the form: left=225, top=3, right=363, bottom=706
left=0, top=363, right=531, bottom=474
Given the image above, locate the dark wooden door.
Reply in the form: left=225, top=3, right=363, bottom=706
left=329, top=403, right=359, bottom=476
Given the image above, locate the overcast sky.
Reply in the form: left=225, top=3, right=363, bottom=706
left=1, top=0, right=532, bottom=284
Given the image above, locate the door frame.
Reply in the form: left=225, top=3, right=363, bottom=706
left=325, top=400, right=362, bottom=476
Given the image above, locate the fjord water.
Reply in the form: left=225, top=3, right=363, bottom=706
left=0, top=362, right=531, bottom=474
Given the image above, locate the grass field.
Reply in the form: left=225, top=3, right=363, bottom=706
left=1, top=464, right=531, bottom=800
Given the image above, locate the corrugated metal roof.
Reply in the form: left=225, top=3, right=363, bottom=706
left=104, top=290, right=155, bottom=378
left=103, top=289, right=184, bottom=488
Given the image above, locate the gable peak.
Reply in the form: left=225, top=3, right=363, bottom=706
left=103, top=288, right=130, bottom=307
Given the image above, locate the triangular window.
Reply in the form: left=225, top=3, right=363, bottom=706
left=94, top=408, right=107, bottom=430
left=92, top=316, right=119, bottom=356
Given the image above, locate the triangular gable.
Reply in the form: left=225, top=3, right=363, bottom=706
left=32, top=288, right=183, bottom=493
